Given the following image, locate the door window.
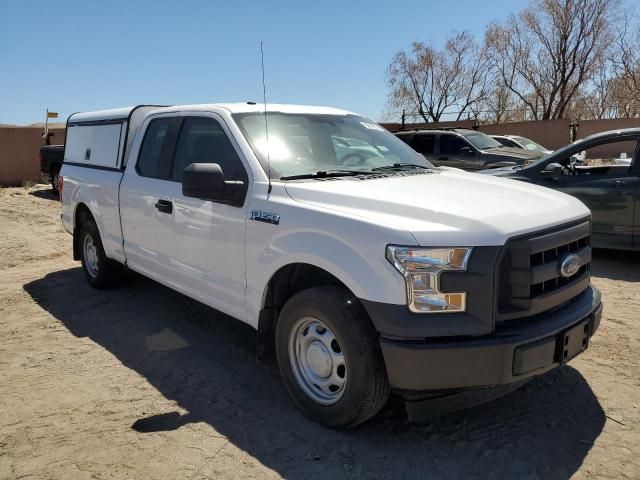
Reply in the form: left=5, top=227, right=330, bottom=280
left=562, top=139, right=638, bottom=176
left=440, top=135, right=470, bottom=156
left=171, top=117, right=246, bottom=182
left=411, top=134, right=435, bottom=155
left=137, top=118, right=173, bottom=177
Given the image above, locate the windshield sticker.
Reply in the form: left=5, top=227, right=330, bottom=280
left=359, top=122, right=385, bottom=132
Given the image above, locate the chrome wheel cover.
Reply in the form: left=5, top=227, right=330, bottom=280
left=288, top=317, right=347, bottom=405
left=83, top=234, right=99, bottom=278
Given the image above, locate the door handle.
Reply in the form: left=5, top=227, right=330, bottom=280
left=439, top=157, right=449, bottom=160
left=154, top=199, right=173, bottom=214
left=610, top=180, right=628, bottom=187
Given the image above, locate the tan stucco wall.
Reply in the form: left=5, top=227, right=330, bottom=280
left=384, top=118, right=640, bottom=158
left=478, top=119, right=572, bottom=150
left=0, top=127, right=65, bottom=186
left=2, top=118, right=639, bottom=186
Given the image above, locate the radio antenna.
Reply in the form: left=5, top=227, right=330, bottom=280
left=260, top=41, right=272, bottom=194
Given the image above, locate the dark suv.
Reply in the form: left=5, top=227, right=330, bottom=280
left=396, top=128, right=544, bottom=170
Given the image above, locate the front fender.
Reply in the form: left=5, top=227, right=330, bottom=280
left=245, top=228, right=410, bottom=328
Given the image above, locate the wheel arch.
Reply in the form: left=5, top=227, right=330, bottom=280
left=72, top=203, right=95, bottom=260
left=256, top=262, right=369, bottom=362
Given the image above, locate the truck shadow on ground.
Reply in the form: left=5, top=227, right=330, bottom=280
left=591, top=248, right=640, bottom=282
left=28, top=188, right=59, bottom=201
left=25, top=267, right=605, bottom=479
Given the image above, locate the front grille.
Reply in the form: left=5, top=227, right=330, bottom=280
left=497, top=220, right=592, bottom=322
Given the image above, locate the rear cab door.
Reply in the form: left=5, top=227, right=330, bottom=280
left=119, top=114, right=179, bottom=275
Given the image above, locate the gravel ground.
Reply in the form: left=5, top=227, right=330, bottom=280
left=0, top=184, right=639, bottom=480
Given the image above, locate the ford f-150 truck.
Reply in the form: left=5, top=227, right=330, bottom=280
left=59, top=104, right=602, bottom=428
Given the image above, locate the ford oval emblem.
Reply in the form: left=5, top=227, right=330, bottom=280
left=560, top=254, right=581, bottom=278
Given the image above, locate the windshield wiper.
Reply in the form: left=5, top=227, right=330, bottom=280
left=279, top=169, right=377, bottom=180
left=370, top=163, right=432, bottom=171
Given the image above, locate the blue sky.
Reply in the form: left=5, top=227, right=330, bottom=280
left=0, top=0, right=530, bottom=125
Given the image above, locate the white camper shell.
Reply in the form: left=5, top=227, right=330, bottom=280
left=64, top=106, right=163, bottom=169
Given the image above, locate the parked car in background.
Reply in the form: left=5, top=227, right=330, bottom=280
left=396, top=128, right=544, bottom=170
left=59, top=103, right=601, bottom=428
left=482, top=128, right=640, bottom=250
left=490, top=134, right=552, bottom=155
left=39, top=145, right=64, bottom=193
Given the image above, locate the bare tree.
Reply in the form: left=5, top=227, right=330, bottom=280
left=386, top=32, right=490, bottom=122
left=572, top=60, right=616, bottom=119
left=613, top=17, right=640, bottom=115
left=474, top=83, right=522, bottom=124
left=485, top=0, right=618, bottom=120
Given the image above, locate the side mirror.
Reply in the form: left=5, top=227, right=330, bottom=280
left=540, top=162, right=564, bottom=180
left=461, top=146, right=474, bottom=156
left=182, top=163, right=246, bottom=206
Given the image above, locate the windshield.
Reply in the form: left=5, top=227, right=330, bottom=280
left=464, top=132, right=502, bottom=150
left=233, top=113, right=433, bottom=179
left=514, top=136, right=546, bottom=152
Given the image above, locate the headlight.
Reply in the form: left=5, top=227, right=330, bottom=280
left=386, top=246, right=473, bottom=313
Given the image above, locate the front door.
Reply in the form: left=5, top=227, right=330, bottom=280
left=438, top=134, right=479, bottom=170
left=154, top=114, right=250, bottom=321
left=554, top=139, right=640, bottom=250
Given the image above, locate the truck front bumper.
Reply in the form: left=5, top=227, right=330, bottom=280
left=376, top=285, right=602, bottom=392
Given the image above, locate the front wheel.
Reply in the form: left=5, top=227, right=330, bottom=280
left=275, top=286, right=389, bottom=428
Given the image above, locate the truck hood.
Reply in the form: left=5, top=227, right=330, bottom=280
left=284, top=170, right=589, bottom=246
left=478, top=165, right=522, bottom=177
left=482, top=147, right=544, bottom=161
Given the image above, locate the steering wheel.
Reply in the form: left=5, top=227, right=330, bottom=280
left=339, top=152, right=367, bottom=166
left=561, top=159, right=575, bottom=176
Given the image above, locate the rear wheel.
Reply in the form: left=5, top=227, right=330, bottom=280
left=79, top=220, right=123, bottom=289
left=50, top=166, right=60, bottom=194
left=275, top=286, right=389, bottom=428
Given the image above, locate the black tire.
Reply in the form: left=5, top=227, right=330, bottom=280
left=275, top=286, right=390, bottom=428
left=78, top=220, right=123, bottom=289
left=50, top=166, right=60, bottom=194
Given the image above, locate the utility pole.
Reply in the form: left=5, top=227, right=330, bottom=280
left=43, top=109, right=58, bottom=145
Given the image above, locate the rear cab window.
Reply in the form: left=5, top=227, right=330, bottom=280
left=136, top=117, right=178, bottom=178
left=411, top=134, right=435, bottom=155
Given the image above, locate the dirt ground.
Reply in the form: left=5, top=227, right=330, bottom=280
left=0, top=184, right=639, bottom=480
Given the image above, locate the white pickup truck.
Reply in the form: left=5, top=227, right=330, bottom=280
left=60, top=103, right=602, bottom=428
